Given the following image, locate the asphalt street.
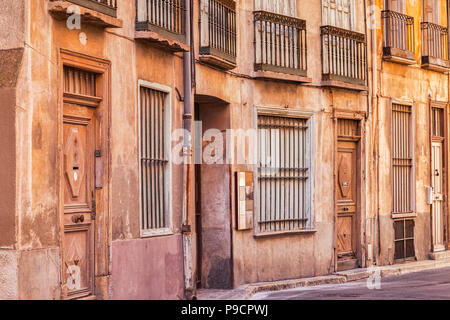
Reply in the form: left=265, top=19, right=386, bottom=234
left=251, top=267, right=450, bottom=300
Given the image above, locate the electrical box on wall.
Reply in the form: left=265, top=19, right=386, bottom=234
left=236, top=171, right=254, bottom=230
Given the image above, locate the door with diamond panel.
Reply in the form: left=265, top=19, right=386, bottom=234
left=61, top=66, right=98, bottom=299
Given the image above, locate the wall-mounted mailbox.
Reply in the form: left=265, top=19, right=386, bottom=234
left=236, top=171, right=254, bottom=231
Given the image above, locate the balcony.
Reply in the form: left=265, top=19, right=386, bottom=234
left=382, top=10, right=415, bottom=65
left=49, top=0, right=122, bottom=28
left=199, top=0, right=237, bottom=70
left=321, top=25, right=367, bottom=90
left=135, top=0, right=189, bottom=52
left=253, top=11, right=310, bottom=83
left=421, top=22, right=450, bottom=72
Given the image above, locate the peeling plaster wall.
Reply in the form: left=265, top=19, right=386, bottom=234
left=193, top=0, right=371, bottom=287
left=5, top=0, right=185, bottom=299
left=373, top=0, right=448, bottom=264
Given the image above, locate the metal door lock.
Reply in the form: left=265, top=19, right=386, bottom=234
left=72, top=214, right=85, bottom=224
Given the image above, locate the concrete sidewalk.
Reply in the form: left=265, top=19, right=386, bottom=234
left=196, top=257, right=450, bottom=300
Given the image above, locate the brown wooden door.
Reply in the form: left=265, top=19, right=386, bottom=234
left=61, top=103, right=97, bottom=299
left=336, top=140, right=358, bottom=266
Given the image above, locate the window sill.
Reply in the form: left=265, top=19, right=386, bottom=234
left=321, top=79, right=368, bottom=91
left=254, top=229, right=317, bottom=238
left=421, top=56, right=450, bottom=73
left=199, top=47, right=236, bottom=70
left=252, top=69, right=311, bottom=84
left=48, top=1, right=123, bottom=28
left=140, top=228, right=173, bottom=238
left=391, top=212, right=417, bottom=219
left=383, top=47, right=416, bottom=65
left=135, top=26, right=188, bottom=53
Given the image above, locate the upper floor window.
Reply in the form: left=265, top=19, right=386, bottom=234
left=255, top=0, right=296, bottom=16
left=387, top=0, right=406, bottom=13
left=424, top=0, right=441, bottom=24
left=199, top=0, right=237, bottom=69
left=322, top=0, right=355, bottom=30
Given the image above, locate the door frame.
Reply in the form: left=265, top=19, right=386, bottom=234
left=333, top=109, right=366, bottom=272
left=58, top=49, right=111, bottom=299
left=429, top=100, right=449, bottom=252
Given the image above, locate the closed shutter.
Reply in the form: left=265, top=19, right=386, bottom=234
left=255, top=0, right=296, bottom=16
left=424, top=0, right=439, bottom=24
left=392, top=103, right=413, bottom=214
left=322, top=0, right=353, bottom=29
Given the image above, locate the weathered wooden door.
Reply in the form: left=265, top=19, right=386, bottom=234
left=336, top=119, right=360, bottom=271
left=432, top=141, right=445, bottom=252
left=336, top=140, right=358, bottom=267
left=322, top=0, right=353, bottom=29
left=61, top=67, right=99, bottom=299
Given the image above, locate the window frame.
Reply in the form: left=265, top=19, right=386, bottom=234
left=137, top=80, right=173, bottom=238
left=390, top=99, right=416, bottom=219
left=253, top=106, right=315, bottom=237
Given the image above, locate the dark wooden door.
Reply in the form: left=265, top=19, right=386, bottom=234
left=336, top=140, right=358, bottom=268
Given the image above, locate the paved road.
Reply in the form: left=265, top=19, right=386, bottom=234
left=251, top=267, right=450, bottom=300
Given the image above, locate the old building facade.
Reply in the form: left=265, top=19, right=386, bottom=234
left=0, top=0, right=448, bottom=300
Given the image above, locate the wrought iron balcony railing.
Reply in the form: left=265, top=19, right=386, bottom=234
left=136, top=0, right=186, bottom=43
left=382, top=10, right=415, bottom=62
left=65, top=0, right=117, bottom=17
left=254, top=11, right=307, bottom=77
left=321, top=25, right=366, bottom=86
left=199, top=0, right=237, bottom=67
left=421, top=22, right=449, bottom=70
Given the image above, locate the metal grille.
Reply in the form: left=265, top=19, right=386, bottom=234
left=200, top=0, right=236, bottom=60
left=64, top=0, right=118, bottom=17
left=321, top=25, right=366, bottom=85
left=394, top=219, right=415, bottom=260
left=254, top=11, right=307, bottom=76
left=64, top=66, right=97, bottom=97
left=140, top=87, right=168, bottom=230
left=392, top=103, right=413, bottom=214
left=431, top=107, right=444, bottom=138
left=421, top=22, right=449, bottom=61
left=136, top=0, right=186, bottom=40
left=257, top=115, right=310, bottom=233
left=382, top=10, right=415, bottom=53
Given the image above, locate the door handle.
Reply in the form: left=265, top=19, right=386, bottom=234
left=71, top=214, right=85, bottom=224
left=343, top=207, right=349, bottom=212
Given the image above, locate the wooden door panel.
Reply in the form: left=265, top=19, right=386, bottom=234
left=62, top=110, right=95, bottom=299
left=432, top=141, right=445, bottom=251
left=336, top=140, right=357, bottom=259
left=337, top=215, right=354, bottom=256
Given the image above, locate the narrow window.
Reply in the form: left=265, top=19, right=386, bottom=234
left=394, top=219, right=415, bottom=260
left=392, top=103, right=413, bottom=214
left=139, top=85, right=170, bottom=232
left=257, top=114, right=312, bottom=233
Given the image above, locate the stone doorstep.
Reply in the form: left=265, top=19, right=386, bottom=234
left=196, top=257, right=450, bottom=300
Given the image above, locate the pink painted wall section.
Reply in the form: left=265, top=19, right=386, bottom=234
left=111, top=235, right=184, bottom=300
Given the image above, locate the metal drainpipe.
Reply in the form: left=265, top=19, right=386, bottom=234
left=369, top=0, right=380, bottom=263
left=182, top=0, right=194, bottom=300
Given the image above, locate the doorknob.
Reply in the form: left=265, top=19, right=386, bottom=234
left=71, top=214, right=85, bottom=224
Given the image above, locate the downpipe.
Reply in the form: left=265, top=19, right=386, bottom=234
left=181, top=0, right=195, bottom=300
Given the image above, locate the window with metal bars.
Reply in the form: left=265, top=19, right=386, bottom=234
left=139, top=85, right=170, bottom=233
left=431, top=107, right=444, bottom=138
left=391, top=103, right=413, bottom=214
left=394, top=219, right=415, bottom=260
left=257, top=114, right=312, bottom=233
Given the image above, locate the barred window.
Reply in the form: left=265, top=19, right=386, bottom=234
left=394, top=219, right=415, bottom=260
left=257, top=114, right=312, bottom=233
left=139, top=84, right=171, bottom=235
left=391, top=103, right=413, bottom=214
